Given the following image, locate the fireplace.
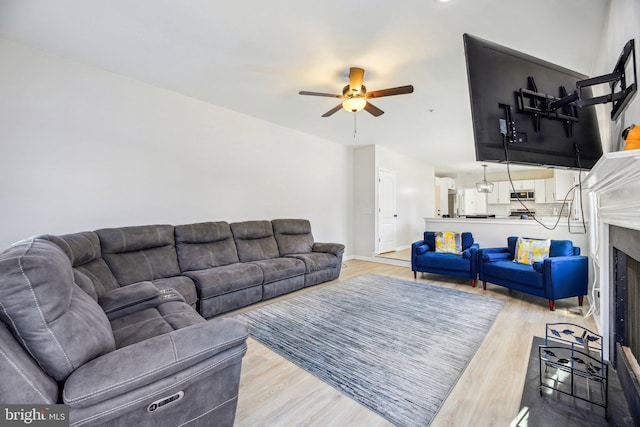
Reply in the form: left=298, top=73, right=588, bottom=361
left=611, top=225, right=640, bottom=418
left=583, top=150, right=640, bottom=420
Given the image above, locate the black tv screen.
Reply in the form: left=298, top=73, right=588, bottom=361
left=463, top=33, right=603, bottom=169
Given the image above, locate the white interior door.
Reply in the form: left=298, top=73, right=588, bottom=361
left=378, top=169, right=397, bottom=253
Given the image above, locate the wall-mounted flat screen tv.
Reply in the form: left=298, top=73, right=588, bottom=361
left=463, top=33, right=603, bottom=170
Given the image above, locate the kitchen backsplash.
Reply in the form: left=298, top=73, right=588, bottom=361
left=487, top=201, right=570, bottom=217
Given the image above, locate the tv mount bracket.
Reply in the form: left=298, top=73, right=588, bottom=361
left=516, top=38, right=637, bottom=138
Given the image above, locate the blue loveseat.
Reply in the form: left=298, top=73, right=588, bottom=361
left=478, top=236, right=588, bottom=310
left=411, top=232, right=479, bottom=286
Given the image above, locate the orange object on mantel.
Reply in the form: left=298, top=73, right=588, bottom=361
left=623, top=124, right=640, bottom=150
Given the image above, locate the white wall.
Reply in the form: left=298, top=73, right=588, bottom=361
left=592, top=0, right=640, bottom=153
left=0, top=40, right=352, bottom=250
left=351, top=145, right=434, bottom=257
left=352, top=146, right=376, bottom=257
left=375, top=145, right=434, bottom=250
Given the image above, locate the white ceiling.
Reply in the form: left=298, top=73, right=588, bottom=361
left=0, top=0, right=610, bottom=175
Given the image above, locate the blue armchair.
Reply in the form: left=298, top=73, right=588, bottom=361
left=478, top=236, right=588, bottom=311
left=411, top=231, right=479, bottom=287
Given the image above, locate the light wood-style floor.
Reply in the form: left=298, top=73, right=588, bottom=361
left=227, top=259, right=597, bottom=426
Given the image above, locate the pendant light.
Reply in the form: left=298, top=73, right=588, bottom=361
left=476, top=164, right=494, bottom=193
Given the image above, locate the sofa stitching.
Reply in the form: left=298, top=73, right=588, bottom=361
left=18, top=240, right=74, bottom=372
left=0, top=346, right=53, bottom=403
left=66, top=346, right=246, bottom=424
left=110, top=315, right=166, bottom=333
left=169, top=334, right=178, bottom=361
left=64, top=335, right=248, bottom=404
left=0, top=299, right=44, bottom=370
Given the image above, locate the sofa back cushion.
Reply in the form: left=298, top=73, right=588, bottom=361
left=231, top=221, right=279, bottom=262
left=174, top=222, right=239, bottom=271
left=508, top=236, right=576, bottom=258
left=0, top=239, right=115, bottom=381
left=272, top=219, right=314, bottom=256
left=550, top=240, right=575, bottom=257
left=0, top=320, right=60, bottom=403
left=41, top=232, right=120, bottom=299
left=96, top=225, right=181, bottom=285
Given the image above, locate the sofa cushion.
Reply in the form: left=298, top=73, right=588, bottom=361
left=96, top=225, right=181, bottom=285
left=483, top=260, right=544, bottom=289
left=109, top=301, right=206, bottom=348
left=286, top=252, right=338, bottom=273
left=415, top=244, right=430, bottom=255
left=415, top=252, right=470, bottom=272
left=231, top=221, right=280, bottom=262
left=435, top=231, right=462, bottom=254
left=0, top=321, right=59, bottom=404
left=174, top=222, right=239, bottom=271
left=272, top=219, right=314, bottom=256
left=250, top=257, right=305, bottom=283
left=182, top=264, right=263, bottom=299
left=550, top=240, right=574, bottom=257
left=0, top=239, right=115, bottom=381
left=423, top=232, right=437, bottom=251
left=42, top=232, right=121, bottom=297
left=514, top=237, right=551, bottom=265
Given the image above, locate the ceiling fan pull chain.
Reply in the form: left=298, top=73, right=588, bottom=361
left=353, top=112, right=357, bottom=139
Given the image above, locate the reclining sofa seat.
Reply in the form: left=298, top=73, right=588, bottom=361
left=271, top=219, right=345, bottom=287
left=175, top=221, right=263, bottom=318
left=411, top=231, right=479, bottom=287
left=0, top=238, right=248, bottom=426
left=95, top=225, right=198, bottom=308
left=230, top=220, right=305, bottom=300
left=478, top=236, right=588, bottom=310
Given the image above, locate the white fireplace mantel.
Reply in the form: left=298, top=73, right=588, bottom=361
left=584, top=149, right=640, bottom=360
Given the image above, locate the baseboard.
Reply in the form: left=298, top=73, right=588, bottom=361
left=348, top=255, right=411, bottom=268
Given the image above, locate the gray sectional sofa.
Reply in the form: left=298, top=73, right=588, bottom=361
left=0, top=218, right=344, bottom=426
left=87, top=218, right=345, bottom=318
left=0, top=238, right=248, bottom=426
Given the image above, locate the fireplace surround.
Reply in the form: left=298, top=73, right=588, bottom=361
left=584, top=150, right=640, bottom=420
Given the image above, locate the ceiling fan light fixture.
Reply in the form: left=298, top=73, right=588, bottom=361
left=476, top=164, right=494, bottom=193
left=342, top=97, right=367, bottom=113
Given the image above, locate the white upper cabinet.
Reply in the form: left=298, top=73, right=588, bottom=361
left=487, top=181, right=511, bottom=204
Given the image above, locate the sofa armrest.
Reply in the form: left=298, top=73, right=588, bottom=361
left=99, top=281, right=184, bottom=320
left=312, top=242, right=345, bottom=257
left=63, top=318, right=248, bottom=408
left=544, top=256, right=588, bottom=300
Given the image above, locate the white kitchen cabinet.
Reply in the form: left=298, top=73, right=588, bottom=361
left=534, top=179, right=547, bottom=203
left=513, top=179, right=535, bottom=190
left=462, top=188, right=488, bottom=215
left=553, top=170, right=576, bottom=201
left=544, top=178, right=555, bottom=203
left=487, top=181, right=511, bottom=204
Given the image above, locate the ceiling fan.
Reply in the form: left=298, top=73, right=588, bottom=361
left=299, top=67, right=414, bottom=117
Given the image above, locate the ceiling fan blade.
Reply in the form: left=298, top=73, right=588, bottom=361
left=366, top=85, right=414, bottom=99
left=322, top=104, right=344, bottom=117
left=364, top=102, right=384, bottom=117
left=299, top=91, right=343, bottom=98
left=349, top=67, right=365, bottom=94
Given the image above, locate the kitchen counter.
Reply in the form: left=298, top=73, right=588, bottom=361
left=423, top=217, right=589, bottom=249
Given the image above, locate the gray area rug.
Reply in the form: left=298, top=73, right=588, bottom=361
left=236, top=273, right=505, bottom=426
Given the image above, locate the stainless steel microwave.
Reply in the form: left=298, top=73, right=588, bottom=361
left=510, top=191, right=534, bottom=200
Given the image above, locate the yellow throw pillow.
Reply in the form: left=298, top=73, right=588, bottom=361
left=435, top=231, right=462, bottom=254
left=514, top=237, right=551, bottom=265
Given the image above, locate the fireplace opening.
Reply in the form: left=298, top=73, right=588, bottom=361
left=611, top=225, right=640, bottom=420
